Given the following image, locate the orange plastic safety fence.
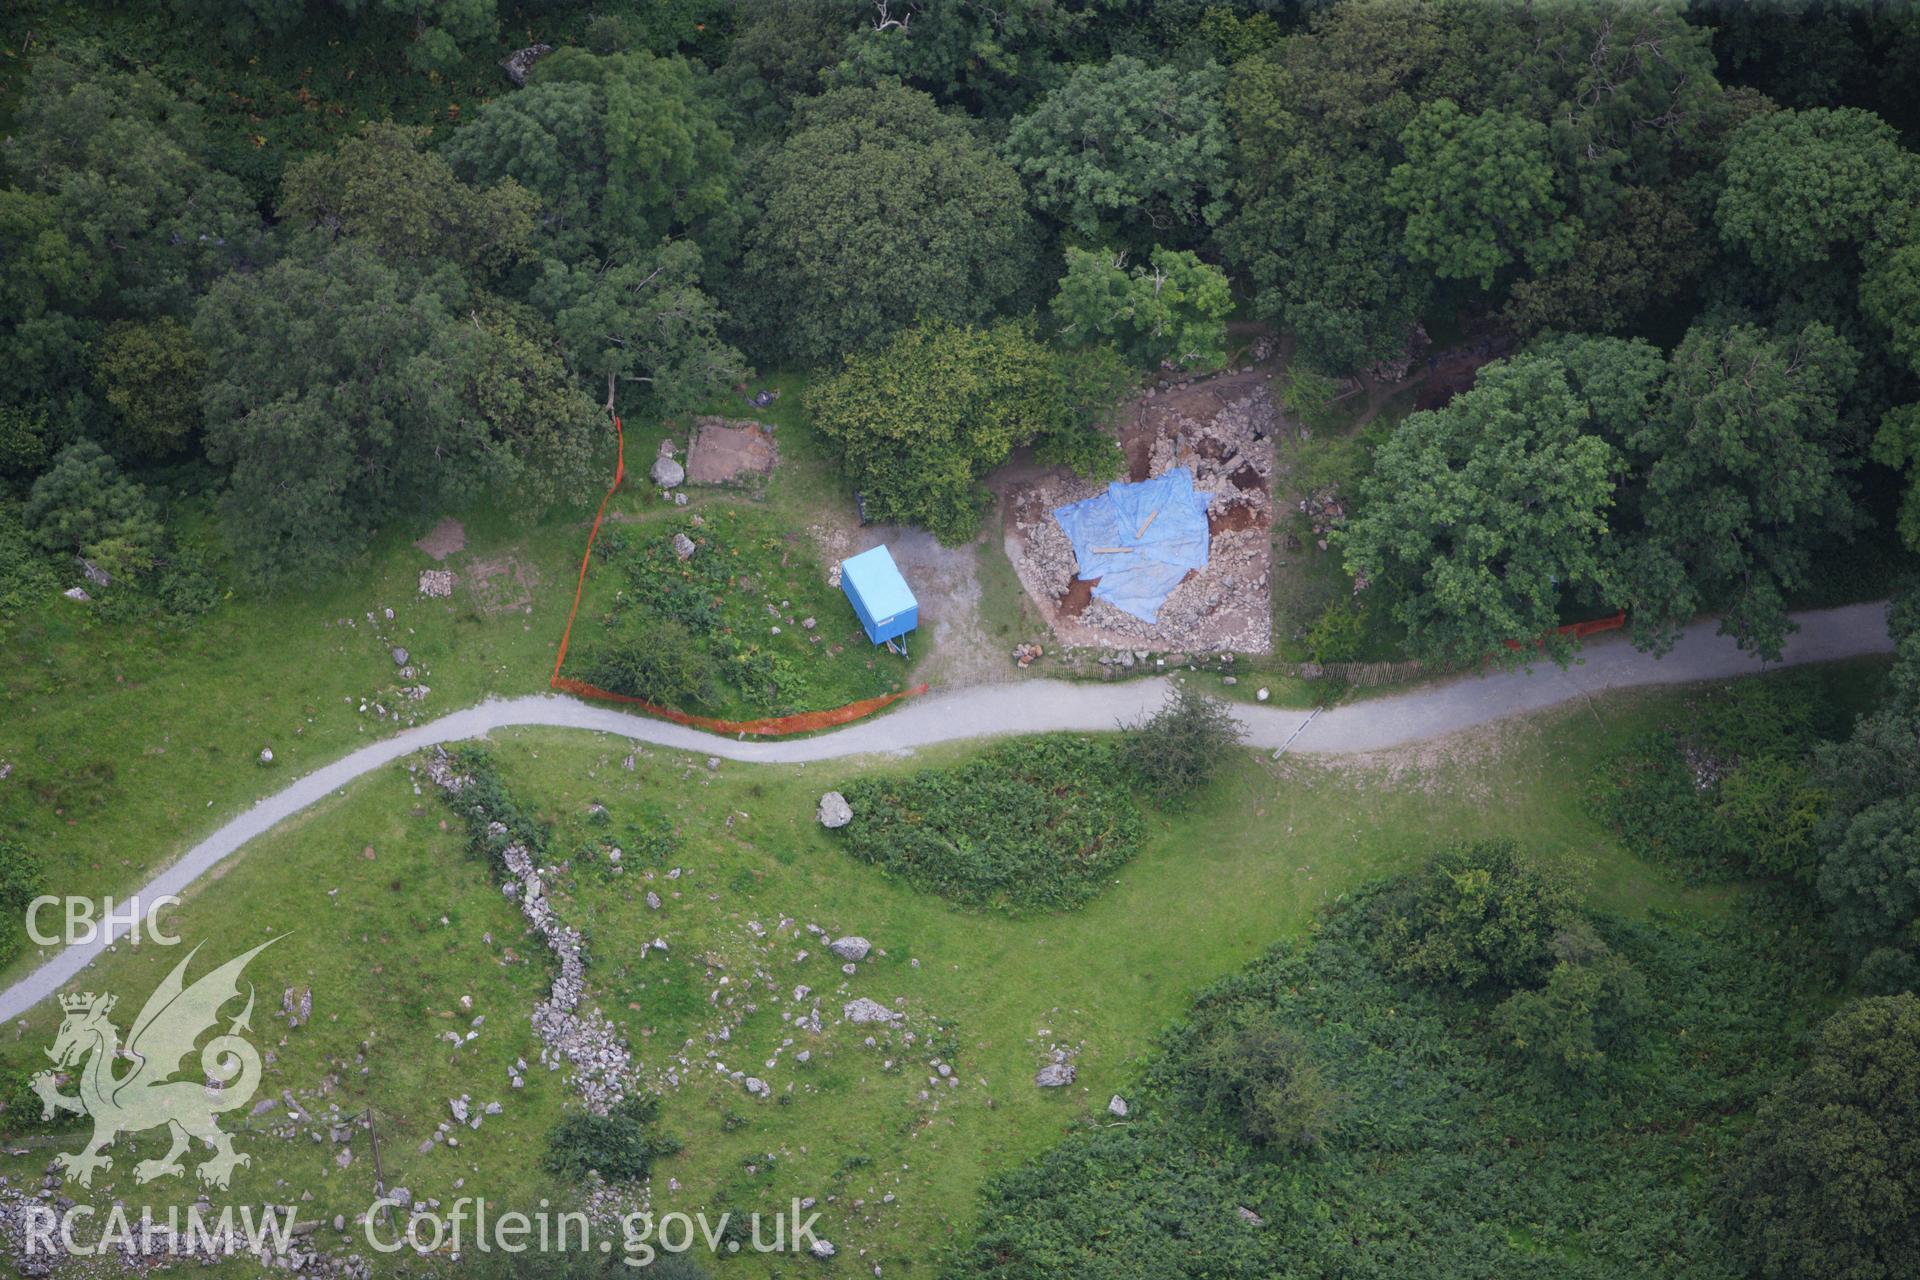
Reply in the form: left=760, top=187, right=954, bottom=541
left=551, top=676, right=932, bottom=736
left=1502, top=610, right=1628, bottom=651
left=549, top=415, right=929, bottom=737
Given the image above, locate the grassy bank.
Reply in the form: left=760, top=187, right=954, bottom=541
left=3, top=669, right=1859, bottom=1275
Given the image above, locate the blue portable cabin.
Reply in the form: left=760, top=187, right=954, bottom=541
left=840, top=545, right=919, bottom=650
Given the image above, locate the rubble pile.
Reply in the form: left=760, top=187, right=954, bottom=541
left=425, top=750, right=635, bottom=1115
left=1010, top=379, right=1276, bottom=654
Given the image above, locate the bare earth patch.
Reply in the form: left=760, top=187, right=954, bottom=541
left=685, top=416, right=778, bottom=486
left=810, top=519, right=1008, bottom=688
left=1006, top=365, right=1277, bottom=654
left=414, top=517, right=467, bottom=561
left=467, top=554, right=540, bottom=616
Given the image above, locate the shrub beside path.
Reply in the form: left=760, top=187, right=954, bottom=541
left=0, top=601, right=1892, bottom=1021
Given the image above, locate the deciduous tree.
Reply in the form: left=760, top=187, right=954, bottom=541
left=1340, top=355, right=1621, bottom=664
left=1004, top=55, right=1228, bottom=243
left=531, top=240, right=746, bottom=416
left=92, top=318, right=207, bottom=459
left=1387, top=99, right=1575, bottom=290
left=1051, top=246, right=1230, bottom=372
left=1625, top=321, right=1860, bottom=659
left=805, top=319, right=1103, bottom=543
left=1718, top=995, right=1920, bottom=1280
left=280, top=124, right=535, bottom=275
left=444, top=49, right=733, bottom=264
left=194, top=247, right=599, bottom=583
left=737, top=83, right=1032, bottom=363
left=1717, top=107, right=1919, bottom=273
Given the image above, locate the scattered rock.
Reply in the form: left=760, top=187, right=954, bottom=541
left=810, top=1238, right=837, bottom=1260
left=499, top=43, right=552, bottom=87
left=671, top=532, right=697, bottom=561
left=63, top=587, right=89, bottom=602
left=817, top=791, right=853, bottom=829
left=79, top=558, right=111, bottom=588
left=423, top=749, right=635, bottom=1115
left=1236, top=1206, right=1264, bottom=1227
left=1011, top=641, right=1044, bottom=668
left=829, top=936, right=871, bottom=962
left=1108, top=1095, right=1129, bottom=1117
left=391, top=646, right=410, bottom=666
left=1256, top=687, right=1269, bottom=702
left=1035, top=1062, right=1077, bottom=1088
left=843, top=998, right=898, bottom=1026
left=258, top=748, right=275, bottom=766
left=650, top=454, right=686, bottom=489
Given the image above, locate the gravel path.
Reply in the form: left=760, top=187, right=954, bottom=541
left=1, top=601, right=1890, bottom=1022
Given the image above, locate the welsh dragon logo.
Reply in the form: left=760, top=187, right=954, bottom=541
left=31, top=940, right=278, bottom=1190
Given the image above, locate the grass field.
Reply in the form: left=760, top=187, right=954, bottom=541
left=0, top=372, right=947, bottom=983
left=1, top=668, right=1858, bottom=1276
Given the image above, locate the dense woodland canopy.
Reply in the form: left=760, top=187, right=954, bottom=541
left=0, top=0, right=1915, bottom=654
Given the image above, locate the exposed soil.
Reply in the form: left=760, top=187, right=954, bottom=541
left=1058, top=575, right=1097, bottom=618
left=809, top=519, right=1008, bottom=688
left=685, top=416, right=778, bottom=486
left=467, top=554, right=540, bottom=616
left=1413, top=330, right=1520, bottom=411
left=414, top=517, right=467, bottom=561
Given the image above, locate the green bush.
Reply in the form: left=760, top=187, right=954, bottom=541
left=957, top=882, right=1832, bottom=1280
left=1490, top=923, right=1649, bottom=1085
left=24, top=441, right=163, bottom=566
left=1277, top=365, right=1341, bottom=434
left=1184, top=1006, right=1340, bottom=1151
left=579, top=510, right=895, bottom=719
left=0, top=839, right=41, bottom=964
left=584, top=619, right=721, bottom=708
left=543, top=1094, right=678, bottom=1183
left=1717, top=994, right=1920, bottom=1280
left=438, top=748, right=550, bottom=881
left=1120, top=683, right=1245, bottom=808
left=834, top=737, right=1145, bottom=911
left=1372, top=839, right=1579, bottom=993
left=1818, top=794, right=1920, bottom=954
left=1591, top=731, right=1730, bottom=875
left=0, top=503, right=57, bottom=617
left=1302, top=598, right=1367, bottom=664
left=1712, top=755, right=1826, bottom=884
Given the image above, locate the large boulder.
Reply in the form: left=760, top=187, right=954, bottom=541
left=817, top=791, right=853, bottom=829
left=671, top=532, right=697, bottom=561
left=1035, top=1062, right=1077, bottom=1088
left=842, top=997, right=897, bottom=1025
left=829, top=935, right=870, bottom=962
left=650, top=455, right=686, bottom=489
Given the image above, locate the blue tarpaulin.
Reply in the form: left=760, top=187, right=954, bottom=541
left=1051, top=468, right=1212, bottom=623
